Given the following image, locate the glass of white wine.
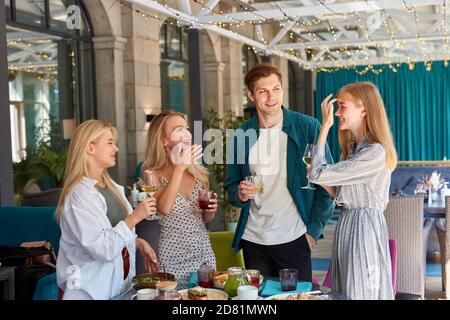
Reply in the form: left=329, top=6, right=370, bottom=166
left=142, top=170, right=161, bottom=220
left=301, top=144, right=316, bottom=190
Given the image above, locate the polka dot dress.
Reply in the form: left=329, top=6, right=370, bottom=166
left=157, top=178, right=216, bottom=289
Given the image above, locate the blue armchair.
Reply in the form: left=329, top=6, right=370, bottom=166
left=0, top=206, right=60, bottom=300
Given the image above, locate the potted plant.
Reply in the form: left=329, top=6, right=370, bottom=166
left=204, top=108, right=245, bottom=231
left=13, top=117, right=68, bottom=205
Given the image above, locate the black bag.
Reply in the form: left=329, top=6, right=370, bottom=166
left=0, top=245, right=54, bottom=267
left=0, top=245, right=56, bottom=300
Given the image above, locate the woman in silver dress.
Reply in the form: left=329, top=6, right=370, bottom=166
left=142, top=110, right=217, bottom=289
left=309, top=82, right=397, bottom=300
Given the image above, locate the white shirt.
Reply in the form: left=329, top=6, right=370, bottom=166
left=56, top=177, right=137, bottom=300
left=242, top=119, right=307, bottom=245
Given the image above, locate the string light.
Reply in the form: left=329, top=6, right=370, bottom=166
left=409, top=5, right=428, bottom=59
left=318, top=59, right=448, bottom=75
left=443, top=0, right=449, bottom=65
left=117, top=0, right=449, bottom=71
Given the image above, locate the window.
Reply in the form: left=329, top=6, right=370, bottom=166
left=15, top=0, right=46, bottom=28
left=6, top=0, right=95, bottom=161
left=160, top=20, right=189, bottom=113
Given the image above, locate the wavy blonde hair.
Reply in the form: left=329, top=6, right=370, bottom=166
left=56, top=120, right=128, bottom=220
left=142, top=110, right=209, bottom=189
left=336, top=82, right=397, bottom=171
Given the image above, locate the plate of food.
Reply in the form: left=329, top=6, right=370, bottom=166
left=265, top=291, right=327, bottom=300
left=213, top=271, right=264, bottom=289
left=178, top=287, right=228, bottom=300
left=132, top=272, right=176, bottom=290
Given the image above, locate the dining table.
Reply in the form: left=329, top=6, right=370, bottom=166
left=424, top=201, right=446, bottom=219
left=112, top=276, right=350, bottom=300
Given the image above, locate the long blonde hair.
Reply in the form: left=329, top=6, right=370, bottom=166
left=336, top=82, right=397, bottom=171
left=142, top=110, right=209, bottom=189
left=56, top=120, right=128, bottom=220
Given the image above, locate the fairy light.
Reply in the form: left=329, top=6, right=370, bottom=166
left=315, top=0, right=364, bottom=67
left=118, top=0, right=449, bottom=72
left=380, top=9, right=401, bottom=50
left=408, top=4, right=428, bottom=64
left=443, top=0, right=449, bottom=65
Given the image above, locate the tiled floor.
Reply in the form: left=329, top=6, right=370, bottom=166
left=311, top=221, right=446, bottom=300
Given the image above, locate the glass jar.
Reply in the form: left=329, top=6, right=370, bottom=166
left=223, top=267, right=246, bottom=298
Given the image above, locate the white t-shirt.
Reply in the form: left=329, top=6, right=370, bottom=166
left=242, top=119, right=307, bottom=245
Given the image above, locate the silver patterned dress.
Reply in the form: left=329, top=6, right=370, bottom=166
left=157, top=178, right=216, bottom=289
left=309, top=139, right=394, bottom=300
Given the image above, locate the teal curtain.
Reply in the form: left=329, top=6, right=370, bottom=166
left=315, top=61, right=450, bottom=162
left=168, top=79, right=184, bottom=113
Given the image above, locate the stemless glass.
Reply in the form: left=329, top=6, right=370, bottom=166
left=301, top=144, right=316, bottom=190
left=245, top=176, right=264, bottom=195
left=198, top=189, right=213, bottom=210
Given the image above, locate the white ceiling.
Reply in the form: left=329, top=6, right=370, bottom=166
left=131, top=0, right=449, bottom=69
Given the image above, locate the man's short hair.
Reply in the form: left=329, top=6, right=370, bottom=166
left=245, top=63, right=283, bottom=93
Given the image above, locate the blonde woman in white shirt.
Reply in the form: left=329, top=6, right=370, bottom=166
left=56, top=119, right=159, bottom=300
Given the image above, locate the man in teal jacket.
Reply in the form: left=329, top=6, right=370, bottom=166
left=224, top=63, right=334, bottom=281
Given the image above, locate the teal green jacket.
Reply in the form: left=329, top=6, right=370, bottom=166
left=224, top=107, right=335, bottom=253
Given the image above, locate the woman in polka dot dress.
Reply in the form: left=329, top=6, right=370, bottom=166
left=142, top=110, right=217, bottom=289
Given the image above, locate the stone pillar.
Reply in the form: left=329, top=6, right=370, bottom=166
left=121, top=6, right=162, bottom=186
left=0, top=0, right=14, bottom=205
left=272, top=56, right=289, bottom=106
left=204, top=61, right=225, bottom=117
left=92, top=36, right=128, bottom=185
left=222, top=38, right=244, bottom=116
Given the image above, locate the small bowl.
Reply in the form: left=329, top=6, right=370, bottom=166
left=156, top=281, right=178, bottom=292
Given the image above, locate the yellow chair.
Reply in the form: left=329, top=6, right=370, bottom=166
left=209, top=231, right=245, bottom=271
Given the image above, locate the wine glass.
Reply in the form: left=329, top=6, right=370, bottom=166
left=301, top=144, right=316, bottom=190
left=142, top=170, right=161, bottom=220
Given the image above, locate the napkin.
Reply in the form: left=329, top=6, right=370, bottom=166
left=260, top=280, right=312, bottom=297
left=187, top=272, right=198, bottom=288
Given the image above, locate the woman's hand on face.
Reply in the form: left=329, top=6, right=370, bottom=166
left=171, top=144, right=203, bottom=171
left=137, top=239, right=160, bottom=272
left=321, top=94, right=337, bottom=130
left=134, top=196, right=157, bottom=221
left=204, top=193, right=218, bottom=214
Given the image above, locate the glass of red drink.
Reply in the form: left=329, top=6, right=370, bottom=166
left=279, top=268, right=298, bottom=291
left=198, top=190, right=213, bottom=210
left=197, top=265, right=215, bottom=288
left=244, top=269, right=261, bottom=288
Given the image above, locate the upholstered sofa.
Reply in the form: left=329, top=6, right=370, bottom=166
left=389, top=166, right=450, bottom=195
left=0, top=206, right=60, bottom=300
